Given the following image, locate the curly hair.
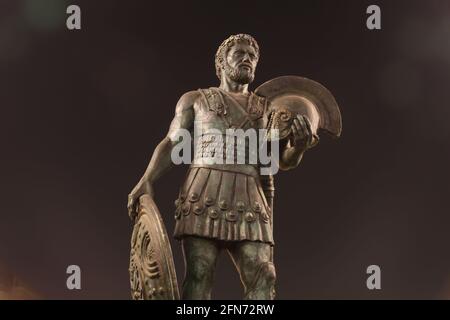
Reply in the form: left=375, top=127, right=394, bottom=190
left=215, top=34, right=260, bottom=80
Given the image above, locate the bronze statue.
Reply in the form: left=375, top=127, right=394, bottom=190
left=127, top=34, right=342, bottom=300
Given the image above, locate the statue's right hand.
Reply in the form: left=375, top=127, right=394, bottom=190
left=127, top=179, right=154, bottom=222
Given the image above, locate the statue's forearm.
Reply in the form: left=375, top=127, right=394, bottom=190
left=141, top=137, right=174, bottom=184
left=279, top=145, right=306, bottom=170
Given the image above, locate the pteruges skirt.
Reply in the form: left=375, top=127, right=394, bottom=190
left=173, top=166, right=274, bottom=245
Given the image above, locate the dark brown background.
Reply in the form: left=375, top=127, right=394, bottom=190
left=1, top=0, right=449, bottom=299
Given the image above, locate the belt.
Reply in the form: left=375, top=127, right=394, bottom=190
left=190, top=163, right=260, bottom=178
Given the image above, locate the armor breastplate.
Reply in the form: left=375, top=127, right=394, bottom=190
left=195, top=88, right=268, bottom=131
left=193, top=88, right=269, bottom=167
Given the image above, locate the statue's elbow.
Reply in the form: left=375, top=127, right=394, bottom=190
left=278, top=160, right=298, bottom=171
left=279, top=153, right=304, bottom=170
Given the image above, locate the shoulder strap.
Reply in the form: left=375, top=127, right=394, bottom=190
left=247, top=92, right=267, bottom=119
left=197, top=88, right=210, bottom=109
left=197, top=88, right=232, bottom=127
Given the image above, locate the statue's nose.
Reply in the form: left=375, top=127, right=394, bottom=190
left=242, top=53, right=251, bottom=62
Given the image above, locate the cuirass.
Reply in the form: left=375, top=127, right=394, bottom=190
left=194, top=87, right=269, bottom=132
left=192, top=88, right=269, bottom=166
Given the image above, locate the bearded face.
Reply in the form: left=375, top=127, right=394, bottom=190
left=222, top=42, right=258, bottom=85
left=223, top=60, right=255, bottom=84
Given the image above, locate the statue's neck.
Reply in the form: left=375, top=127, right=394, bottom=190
left=219, top=77, right=249, bottom=95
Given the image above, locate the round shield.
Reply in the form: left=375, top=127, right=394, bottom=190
left=129, top=195, right=180, bottom=300
left=255, top=76, right=342, bottom=138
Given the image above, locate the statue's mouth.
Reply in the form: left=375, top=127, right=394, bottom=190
left=239, top=64, right=252, bottom=71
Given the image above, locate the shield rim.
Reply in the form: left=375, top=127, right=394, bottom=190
left=255, top=75, right=342, bottom=138
left=130, top=194, right=180, bottom=300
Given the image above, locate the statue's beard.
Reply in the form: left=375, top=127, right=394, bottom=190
left=223, top=62, right=255, bottom=85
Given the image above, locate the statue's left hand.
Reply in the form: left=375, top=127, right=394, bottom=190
left=290, top=114, right=317, bottom=149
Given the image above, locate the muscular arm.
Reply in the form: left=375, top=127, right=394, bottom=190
left=140, top=90, right=198, bottom=185
left=127, top=90, right=199, bottom=218
left=278, top=139, right=307, bottom=171
left=139, top=136, right=175, bottom=185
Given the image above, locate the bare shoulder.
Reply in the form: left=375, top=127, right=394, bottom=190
left=175, top=90, right=201, bottom=113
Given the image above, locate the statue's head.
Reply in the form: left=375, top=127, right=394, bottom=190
left=215, top=34, right=260, bottom=85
